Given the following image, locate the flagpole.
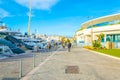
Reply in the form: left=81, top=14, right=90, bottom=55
left=28, top=0, right=32, bottom=36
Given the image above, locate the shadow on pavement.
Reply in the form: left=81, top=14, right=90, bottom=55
left=2, top=78, right=19, bottom=80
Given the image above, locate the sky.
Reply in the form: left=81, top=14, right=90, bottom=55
left=0, top=0, right=120, bottom=36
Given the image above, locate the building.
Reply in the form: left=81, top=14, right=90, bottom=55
left=35, top=34, right=62, bottom=42
left=47, top=35, right=61, bottom=41
left=76, top=14, right=120, bottom=48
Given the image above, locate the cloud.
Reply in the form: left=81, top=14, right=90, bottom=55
left=113, top=10, right=120, bottom=14
left=0, top=8, right=10, bottom=18
left=14, top=0, right=59, bottom=10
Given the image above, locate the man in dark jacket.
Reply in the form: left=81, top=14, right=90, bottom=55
left=67, top=42, right=72, bottom=52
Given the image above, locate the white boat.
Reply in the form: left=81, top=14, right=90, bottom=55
left=0, top=23, right=48, bottom=50
left=0, top=45, right=13, bottom=56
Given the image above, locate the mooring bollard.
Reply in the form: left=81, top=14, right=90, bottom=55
left=33, top=53, right=35, bottom=68
left=19, top=59, right=22, bottom=79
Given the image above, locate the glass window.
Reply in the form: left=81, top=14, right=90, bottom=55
left=117, top=35, right=120, bottom=42
left=101, top=37, right=104, bottom=42
left=113, top=35, right=115, bottom=42
left=106, top=36, right=110, bottom=42
left=79, top=41, right=84, bottom=43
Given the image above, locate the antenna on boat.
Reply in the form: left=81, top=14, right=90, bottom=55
left=28, top=0, right=32, bottom=36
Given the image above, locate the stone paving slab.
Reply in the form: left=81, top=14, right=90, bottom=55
left=27, top=48, right=120, bottom=80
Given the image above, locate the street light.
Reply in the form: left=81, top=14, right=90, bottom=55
left=28, top=0, right=32, bottom=36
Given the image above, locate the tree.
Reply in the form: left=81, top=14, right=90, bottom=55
left=92, top=33, right=104, bottom=49
left=117, top=21, right=120, bottom=24
left=66, top=39, right=70, bottom=43
left=96, top=33, right=104, bottom=43
left=61, top=36, right=66, bottom=43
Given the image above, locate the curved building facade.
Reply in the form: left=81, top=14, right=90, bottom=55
left=76, top=14, right=120, bottom=48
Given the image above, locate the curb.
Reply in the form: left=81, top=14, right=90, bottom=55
left=84, top=48, right=120, bottom=60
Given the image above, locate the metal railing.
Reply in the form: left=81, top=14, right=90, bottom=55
left=0, top=47, right=62, bottom=80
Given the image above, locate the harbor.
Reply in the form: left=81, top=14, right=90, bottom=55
left=0, top=0, right=120, bottom=80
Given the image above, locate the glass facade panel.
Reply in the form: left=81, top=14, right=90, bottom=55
left=106, top=35, right=111, bottom=42
left=101, top=37, right=104, bottom=42
left=87, top=20, right=120, bottom=29
left=117, top=34, right=120, bottom=42
left=112, top=35, right=116, bottom=42
left=79, top=41, right=84, bottom=43
left=106, top=34, right=116, bottom=42
left=106, top=34, right=120, bottom=42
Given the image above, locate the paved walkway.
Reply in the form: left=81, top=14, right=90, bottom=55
left=25, top=47, right=120, bottom=80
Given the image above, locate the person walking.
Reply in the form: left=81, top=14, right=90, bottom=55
left=47, top=43, right=51, bottom=51
left=54, top=43, right=57, bottom=50
left=62, top=42, right=65, bottom=48
left=67, top=42, right=72, bottom=52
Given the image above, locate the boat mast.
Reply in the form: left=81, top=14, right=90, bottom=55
left=28, top=0, right=32, bottom=36
left=0, top=18, right=3, bottom=26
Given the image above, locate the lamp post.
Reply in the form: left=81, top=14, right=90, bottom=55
left=28, top=0, right=32, bottom=36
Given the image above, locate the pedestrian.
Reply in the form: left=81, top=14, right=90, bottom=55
left=47, top=43, right=51, bottom=51
left=67, top=42, right=72, bottom=52
left=62, top=42, right=66, bottom=48
left=54, top=43, right=57, bottom=49
left=54, top=43, right=56, bottom=48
